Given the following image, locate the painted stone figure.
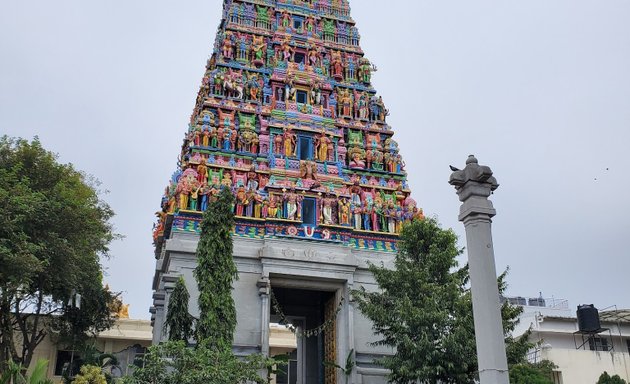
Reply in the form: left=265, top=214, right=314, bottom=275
left=282, top=127, right=296, bottom=157
left=283, top=188, right=303, bottom=221
left=315, top=130, right=331, bottom=162
left=251, top=35, right=266, bottom=67
left=267, top=195, right=280, bottom=218
left=331, top=50, right=344, bottom=80
left=320, top=193, right=337, bottom=225
left=280, top=38, right=293, bottom=62
left=235, top=186, right=247, bottom=216
left=222, top=32, right=234, bottom=60
left=338, top=198, right=350, bottom=225
left=273, top=133, right=283, bottom=155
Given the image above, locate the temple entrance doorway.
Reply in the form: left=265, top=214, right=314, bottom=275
left=270, top=286, right=340, bottom=384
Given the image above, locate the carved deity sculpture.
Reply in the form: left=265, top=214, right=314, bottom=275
left=251, top=35, right=266, bottom=66
left=337, top=138, right=347, bottom=163
left=320, top=193, right=337, bottom=225
left=273, top=133, right=283, bottom=155
left=310, top=80, right=322, bottom=105
left=285, top=75, right=297, bottom=102
left=282, top=127, right=296, bottom=157
left=235, top=186, right=247, bottom=216
left=196, top=163, right=208, bottom=184
left=281, top=10, right=291, bottom=30
left=280, top=38, right=293, bottom=62
left=305, top=16, right=316, bottom=34
left=366, top=132, right=381, bottom=150
left=299, top=160, right=318, bottom=180
left=222, top=32, right=234, bottom=60
left=314, top=130, right=332, bottom=162
left=331, top=50, right=344, bottom=80
left=267, top=195, right=280, bottom=218
left=336, top=88, right=353, bottom=117
left=246, top=166, right=259, bottom=191
left=283, top=188, right=303, bottom=221
left=357, top=57, right=376, bottom=84
left=338, top=198, right=350, bottom=225
left=247, top=73, right=260, bottom=101
left=308, top=45, right=320, bottom=67
left=348, top=147, right=366, bottom=169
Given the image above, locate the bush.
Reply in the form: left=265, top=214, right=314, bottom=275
left=124, top=341, right=277, bottom=384
left=597, top=372, right=627, bottom=384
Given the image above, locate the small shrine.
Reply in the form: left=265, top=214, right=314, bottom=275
left=152, top=0, right=422, bottom=254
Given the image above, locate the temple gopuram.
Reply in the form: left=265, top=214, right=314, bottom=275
left=151, top=1, right=423, bottom=383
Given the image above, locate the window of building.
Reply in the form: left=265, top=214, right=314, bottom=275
left=588, top=337, right=611, bottom=352
left=275, top=352, right=298, bottom=384
left=302, top=197, right=317, bottom=226
left=298, top=136, right=312, bottom=160
left=296, top=90, right=308, bottom=104
left=54, top=350, right=82, bottom=376
left=293, top=19, right=303, bottom=30
left=294, top=52, right=305, bottom=65
left=627, top=339, right=630, bottom=354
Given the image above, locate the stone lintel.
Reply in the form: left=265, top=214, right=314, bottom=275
left=164, top=236, right=200, bottom=254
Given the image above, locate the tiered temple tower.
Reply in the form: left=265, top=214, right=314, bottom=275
left=151, top=1, right=422, bottom=383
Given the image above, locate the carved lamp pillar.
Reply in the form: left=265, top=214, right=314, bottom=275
left=449, top=155, right=509, bottom=384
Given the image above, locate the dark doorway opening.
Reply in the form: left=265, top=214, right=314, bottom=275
left=271, top=287, right=337, bottom=384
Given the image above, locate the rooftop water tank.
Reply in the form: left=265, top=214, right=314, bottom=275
left=577, top=304, right=601, bottom=333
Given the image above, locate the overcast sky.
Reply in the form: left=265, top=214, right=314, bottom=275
left=2, top=1, right=629, bottom=319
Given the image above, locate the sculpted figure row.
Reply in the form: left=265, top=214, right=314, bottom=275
left=166, top=163, right=421, bottom=235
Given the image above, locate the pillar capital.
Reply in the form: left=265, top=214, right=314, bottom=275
left=449, top=155, right=499, bottom=222
left=257, top=276, right=270, bottom=296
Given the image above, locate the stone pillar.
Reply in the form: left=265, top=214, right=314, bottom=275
left=151, top=292, right=166, bottom=345
left=258, top=276, right=271, bottom=356
left=346, top=281, right=357, bottom=384
left=449, top=155, right=509, bottom=384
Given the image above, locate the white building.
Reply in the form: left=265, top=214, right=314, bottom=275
left=508, top=296, right=630, bottom=383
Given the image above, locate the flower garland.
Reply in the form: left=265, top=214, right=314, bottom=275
left=270, top=290, right=344, bottom=338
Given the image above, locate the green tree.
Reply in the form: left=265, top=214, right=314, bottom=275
left=353, top=217, right=537, bottom=384
left=193, top=188, right=237, bottom=349
left=597, top=371, right=628, bottom=384
left=509, top=361, right=556, bottom=384
left=164, top=276, right=194, bottom=342
left=0, top=137, right=118, bottom=373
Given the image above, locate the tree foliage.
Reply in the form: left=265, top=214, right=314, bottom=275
left=164, top=276, right=193, bottom=342
left=598, top=372, right=628, bottom=384
left=509, top=361, right=556, bottom=384
left=123, top=341, right=273, bottom=384
left=193, top=187, right=237, bottom=349
left=0, top=137, right=118, bottom=372
left=353, top=217, right=536, bottom=384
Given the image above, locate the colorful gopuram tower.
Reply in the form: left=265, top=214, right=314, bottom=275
left=151, top=1, right=423, bottom=383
